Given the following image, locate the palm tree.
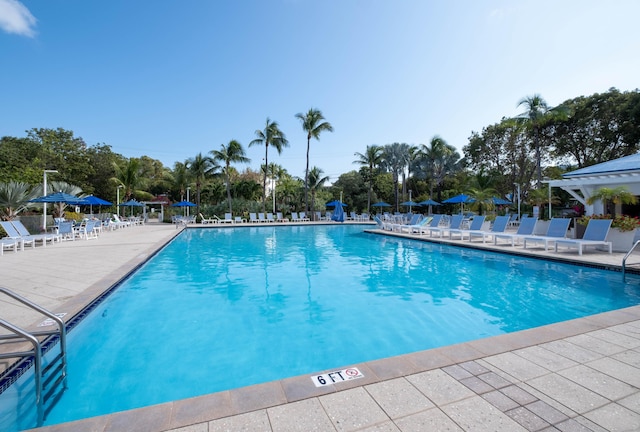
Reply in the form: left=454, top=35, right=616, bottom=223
left=295, top=108, right=334, bottom=213
left=0, top=181, right=38, bottom=220
left=249, top=118, right=288, bottom=212
left=307, top=166, right=329, bottom=216
left=172, top=161, right=191, bottom=201
left=353, top=145, right=383, bottom=214
left=419, top=136, right=459, bottom=202
left=211, top=140, right=250, bottom=214
left=586, top=186, right=637, bottom=216
left=516, top=94, right=568, bottom=187
left=111, top=158, right=145, bottom=201
left=381, top=143, right=409, bottom=211
left=186, top=152, right=218, bottom=214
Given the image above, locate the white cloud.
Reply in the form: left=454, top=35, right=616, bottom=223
left=0, top=0, right=37, bottom=37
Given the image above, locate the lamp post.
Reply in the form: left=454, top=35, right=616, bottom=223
left=409, top=189, right=412, bottom=213
left=42, top=170, right=58, bottom=231
left=186, top=187, right=191, bottom=217
left=272, top=177, right=276, bottom=214
left=116, top=185, right=123, bottom=217
left=513, top=183, right=521, bottom=221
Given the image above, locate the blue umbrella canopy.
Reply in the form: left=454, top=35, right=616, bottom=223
left=118, top=199, right=144, bottom=207
left=172, top=200, right=196, bottom=207
left=81, top=195, right=112, bottom=206
left=30, top=191, right=88, bottom=204
left=371, top=201, right=391, bottom=207
left=442, top=194, right=475, bottom=204
left=418, top=199, right=440, bottom=206
left=326, top=200, right=347, bottom=207
left=400, top=201, right=419, bottom=206
left=492, top=197, right=513, bottom=205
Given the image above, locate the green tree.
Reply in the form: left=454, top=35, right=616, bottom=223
left=307, top=166, right=329, bottom=216
left=295, top=108, right=334, bottom=213
left=186, top=152, right=219, bottom=214
left=211, top=140, right=250, bottom=214
left=111, top=158, right=146, bottom=202
left=515, top=94, right=567, bottom=187
left=586, top=186, right=638, bottom=216
left=172, top=161, right=191, bottom=202
left=415, top=136, right=460, bottom=203
left=86, top=144, right=123, bottom=202
left=0, top=182, right=38, bottom=220
left=381, top=143, right=412, bottom=211
left=353, top=145, right=383, bottom=213
left=249, top=118, right=288, bottom=212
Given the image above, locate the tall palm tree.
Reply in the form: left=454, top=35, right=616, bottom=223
left=111, top=158, right=144, bottom=201
left=295, top=108, right=334, bottom=213
left=307, top=166, right=329, bottom=216
left=249, top=118, right=288, bottom=212
left=186, top=152, right=218, bottom=215
left=381, top=143, right=408, bottom=211
left=211, top=140, right=250, bottom=214
left=353, top=145, right=383, bottom=213
left=419, top=136, right=459, bottom=202
left=172, top=161, right=190, bottom=201
left=516, top=94, right=567, bottom=187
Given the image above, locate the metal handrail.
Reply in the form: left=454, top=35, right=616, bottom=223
left=622, top=240, right=640, bottom=282
left=0, top=319, right=43, bottom=423
left=0, top=286, right=67, bottom=426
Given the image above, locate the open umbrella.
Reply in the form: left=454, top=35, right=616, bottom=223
left=371, top=201, right=391, bottom=207
left=400, top=200, right=419, bottom=212
left=492, top=197, right=513, bottom=205
left=118, top=199, right=144, bottom=216
left=418, top=199, right=440, bottom=206
left=171, top=200, right=196, bottom=207
left=326, top=200, right=347, bottom=207
left=443, top=194, right=475, bottom=214
left=77, top=195, right=112, bottom=215
left=30, top=191, right=88, bottom=205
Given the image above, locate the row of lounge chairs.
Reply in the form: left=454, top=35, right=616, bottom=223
left=1, top=215, right=142, bottom=255
left=199, top=211, right=369, bottom=224
left=375, top=215, right=614, bottom=256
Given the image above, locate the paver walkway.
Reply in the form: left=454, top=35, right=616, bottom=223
left=0, top=222, right=638, bottom=431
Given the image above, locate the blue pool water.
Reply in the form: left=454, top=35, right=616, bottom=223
left=3, top=224, right=640, bottom=429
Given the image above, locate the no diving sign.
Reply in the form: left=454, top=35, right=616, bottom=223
left=311, top=367, right=364, bottom=387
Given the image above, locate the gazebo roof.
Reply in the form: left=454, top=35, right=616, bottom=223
left=563, top=153, right=640, bottom=178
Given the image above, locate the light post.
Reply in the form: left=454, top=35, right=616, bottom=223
left=42, top=169, right=58, bottom=231
left=513, top=183, right=521, bottom=221
left=116, top=185, right=123, bottom=217
left=409, top=189, right=412, bottom=213
left=186, top=187, right=191, bottom=217
left=272, top=177, right=276, bottom=214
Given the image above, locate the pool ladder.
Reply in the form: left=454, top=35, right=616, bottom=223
left=0, top=287, right=68, bottom=427
left=622, top=240, right=640, bottom=282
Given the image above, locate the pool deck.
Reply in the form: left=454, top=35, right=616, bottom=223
left=1, top=221, right=638, bottom=431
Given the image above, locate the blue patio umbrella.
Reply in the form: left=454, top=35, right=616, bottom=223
left=492, top=197, right=513, bottom=205
left=371, top=201, right=391, bottom=207
left=171, top=200, right=196, bottom=207
left=400, top=200, right=419, bottom=212
left=330, top=201, right=345, bottom=222
left=30, top=191, right=88, bottom=205
left=75, top=195, right=113, bottom=215
left=118, top=199, right=144, bottom=216
left=443, top=194, right=475, bottom=214
left=326, top=200, right=347, bottom=207
left=418, top=199, right=440, bottom=206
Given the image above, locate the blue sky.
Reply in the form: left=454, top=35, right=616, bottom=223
left=1, top=0, right=639, bottom=183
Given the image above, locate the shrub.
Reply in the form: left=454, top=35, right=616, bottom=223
left=577, top=214, right=640, bottom=232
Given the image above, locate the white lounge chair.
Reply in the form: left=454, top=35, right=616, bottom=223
left=276, top=212, right=288, bottom=222
left=448, top=215, right=486, bottom=240
left=468, top=215, right=510, bottom=243
left=267, top=213, right=276, bottom=222
left=400, top=215, right=431, bottom=233
left=249, top=213, right=260, bottom=223
left=493, top=217, right=538, bottom=246
left=199, top=213, right=218, bottom=224
left=429, top=215, right=463, bottom=238
left=392, top=214, right=422, bottom=232
left=299, top=212, right=310, bottom=221
left=11, top=220, right=60, bottom=246
left=554, top=219, right=612, bottom=255
left=416, top=214, right=444, bottom=234
left=0, top=221, right=36, bottom=248
left=258, top=213, right=268, bottom=223
left=522, top=218, right=571, bottom=251
left=1, top=238, right=21, bottom=254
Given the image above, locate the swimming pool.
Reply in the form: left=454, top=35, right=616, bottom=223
left=3, top=224, right=640, bottom=429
